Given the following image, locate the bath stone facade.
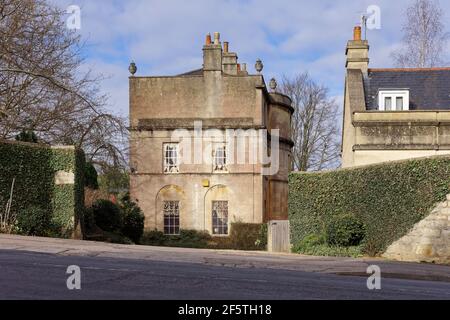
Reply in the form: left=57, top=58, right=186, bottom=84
left=129, top=32, right=293, bottom=250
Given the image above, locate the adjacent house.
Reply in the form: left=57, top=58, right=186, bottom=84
left=342, top=26, right=450, bottom=168
left=129, top=33, right=293, bottom=251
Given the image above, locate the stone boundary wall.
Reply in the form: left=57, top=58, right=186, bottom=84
left=383, top=195, right=450, bottom=264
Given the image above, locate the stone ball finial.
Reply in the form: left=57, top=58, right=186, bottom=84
left=129, top=61, right=137, bottom=76
left=269, top=78, right=277, bottom=92
left=255, top=59, right=263, bottom=74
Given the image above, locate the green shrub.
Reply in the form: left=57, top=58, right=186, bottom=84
left=210, top=236, right=233, bottom=249
left=140, top=229, right=211, bottom=248
left=17, top=206, right=52, bottom=236
left=256, top=223, right=268, bottom=249
left=292, top=242, right=363, bottom=258
left=289, top=156, right=450, bottom=256
left=326, top=214, right=365, bottom=247
left=141, top=230, right=166, bottom=246
left=92, top=199, right=123, bottom=232
left=101, top=231, right=134, bottom=245
left=292, top=233, right=363, bottom=257
left=298, top=233, right=326, bottom=248
left=119, top=193, right=145, bottom=244
left=82, top=207, right=96, bottom=233
left=138, top=224, right=267, bottom=251
left=166, top=230, right=212, bottom=248
left=98, top=168, right=129, bottom=194
left=84, top=162, right=99, bottom=190
left=229, top=223, right=267, bottom=250
left=86, top=231, right=133, bottom=245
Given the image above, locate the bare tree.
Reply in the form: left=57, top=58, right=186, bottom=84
left=392, top=0, right=449, bottom=68
left=280, top=73, right=341, bottom=172
left=0, top=0, right=128, bottom=170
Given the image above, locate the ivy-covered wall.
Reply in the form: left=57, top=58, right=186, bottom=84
left=289, top=156, right=450, bottom=255
left=0, top=140, right=85, bottom=238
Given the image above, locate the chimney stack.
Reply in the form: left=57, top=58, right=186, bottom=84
left=346, top=26, right=369, bottom=73
left=203, top=32, right=223, bottom=72
left=222, top=40, right=239, bottom=75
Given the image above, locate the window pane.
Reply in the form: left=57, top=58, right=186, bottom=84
left=385, top=97, right=392, bottom=111
left=212, top=201, right=228, bottom=235
left=396, top=97, right=403, bottom=110
left=214, top=145, right=227, bottom=172
left=163, top=201, right=180, bottom=235
left=164, top=144, right=179, bottom=173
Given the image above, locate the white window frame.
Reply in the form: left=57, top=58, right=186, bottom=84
left=213, top=143, right=228, bottom=173
left=163, top=143, right=179, bottom=174
left=378, top=90, right=410, bottom=111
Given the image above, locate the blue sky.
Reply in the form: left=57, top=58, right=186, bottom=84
left=54, top=0, right=450, bottom=117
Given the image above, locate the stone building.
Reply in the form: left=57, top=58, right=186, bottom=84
left=342, top=26, right=450, bottom=168
left=129, top=33, right=293, bottom=251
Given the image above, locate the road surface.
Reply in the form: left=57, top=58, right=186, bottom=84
left=1, top=249, right=449, bottom=300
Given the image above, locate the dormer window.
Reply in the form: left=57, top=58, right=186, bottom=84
left=378, top=90, right=409, bottom=111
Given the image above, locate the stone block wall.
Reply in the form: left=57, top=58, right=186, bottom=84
left=383, top=195, right=450, bottom=264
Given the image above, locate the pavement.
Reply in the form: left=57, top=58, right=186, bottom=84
left=0, top=234, right=449, bottom=283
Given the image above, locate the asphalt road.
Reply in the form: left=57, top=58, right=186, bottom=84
left=0, top=250, right=449, bottom=300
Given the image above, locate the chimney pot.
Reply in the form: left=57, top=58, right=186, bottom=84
left=206, top=33, right=212, bottom=45
left=353, top=26, right=362, bottom=41
left=224, top=41, right=229, bottom=53
left=237, top=64, right=241, bottom=72
left=214, top=32, right=220, bottom=45
left=242, top=63, right=247, bottom=72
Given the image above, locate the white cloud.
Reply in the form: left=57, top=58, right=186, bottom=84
left=53, top=0, right=450, bottom=117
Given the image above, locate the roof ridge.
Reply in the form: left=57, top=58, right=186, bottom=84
left=369, top=67, right=450, bottom=72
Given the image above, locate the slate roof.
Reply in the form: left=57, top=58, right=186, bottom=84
left=363, top=68, right=450, bottom=110
left=177, top=68, right=203, bottom=76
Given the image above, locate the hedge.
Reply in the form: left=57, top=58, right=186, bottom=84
left=140, top=223, right=268, bottom=250
left=0, top=140, right=85, bottom=238
left=289, top=156, right=450, bottom=256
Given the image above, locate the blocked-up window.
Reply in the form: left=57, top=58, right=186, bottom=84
left=212, top=201, right=228, bottom=235
left=163, top=201, right=180, bottom=235
left=164, top=143, right=179, bottom=173
left=213, top=145, right=227, bottom=172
